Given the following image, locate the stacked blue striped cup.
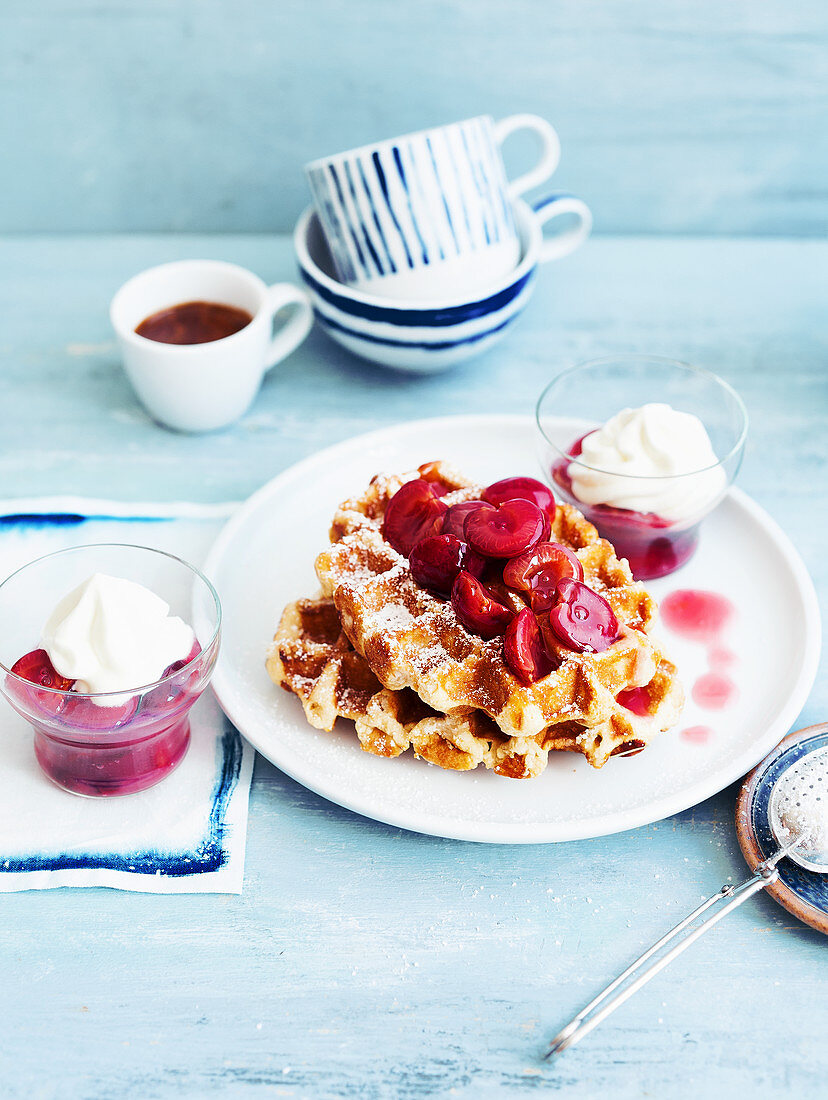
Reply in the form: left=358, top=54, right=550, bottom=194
left=300, top=114, right=592, bottom=370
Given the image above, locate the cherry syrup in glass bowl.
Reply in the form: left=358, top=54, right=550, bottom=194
left=0, top=546, right=221, bottom=797
left=535, top=356, right=748, bottom=581
left=550, top=438, right=700, bottom=580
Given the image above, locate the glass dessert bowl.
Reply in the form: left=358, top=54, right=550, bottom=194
left=535, top=356, right=748, bottom=579
left=0, top=544, right=221, bottom=796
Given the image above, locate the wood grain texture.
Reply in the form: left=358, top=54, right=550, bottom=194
left=1, top=233, right=827, bottom=1098
left=2, top=1, right=827, bottom=236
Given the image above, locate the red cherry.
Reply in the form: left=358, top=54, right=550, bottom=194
left=9, top=649, right=74, bottom=716
left=546, top=578, right=620, bottom=654
left=382, top=479, right=447, bottom=556
left=483, top=476, right=556, bottom=525
left=11, top=649, right=74, bottom=690
left=616, top=686, right=651, bottom=717
left=450, top=571, right=514, bottom=640
left=409, top=535, right=485, bottom=597
left=441, top=500, right=489, bottom=540
left=503, top=542, right=583, bottom=594
left=504, top=608, right=555, bottom=685
left=569, top=433, right=591, bottom=457
left=463, top=499, right=546, bottom=559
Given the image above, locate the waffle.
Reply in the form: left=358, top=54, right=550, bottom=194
left=315, top=462, right=675, bottom=744
left=267, top=595, right=683, bottom=774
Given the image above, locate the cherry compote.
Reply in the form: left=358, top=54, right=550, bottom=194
left=545, top=578, right=620, bottom=654
left=483, top=476, right=556, bottom=525
left=616, top=685, right=652, bottom=717
left=441, top=501, right=488, bottom=540
left=383, top=479, right=447, bottom=556
left=504, top=608, right=555, bottom=685
left=409, top=535, right=484, bottom=597
left=450, top=571, right=514, bottom=640
left=464, top=498, right=546, bottom=559
left=503, top=543, right=583, bottom=614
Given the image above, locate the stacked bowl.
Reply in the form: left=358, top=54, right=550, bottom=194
left=295, top=114, right=592, bottom=373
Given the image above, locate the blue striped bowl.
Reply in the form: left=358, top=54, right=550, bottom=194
left=294, top=194, right=590, bottom=374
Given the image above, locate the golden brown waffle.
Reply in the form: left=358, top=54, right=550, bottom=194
left=315, top=462, right=674, bottom=743
left=267, top=595, right=683, bottom=774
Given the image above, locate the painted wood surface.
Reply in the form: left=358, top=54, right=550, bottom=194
left=1, top=233, right=827, bottom=1098
left=2, top=1, right=827, bottom=236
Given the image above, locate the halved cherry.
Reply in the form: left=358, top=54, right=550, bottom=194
left=382, top=479, right=448, bottom=556
left=546, top=578, right=620, bottom=654
left=9, top=648, right=74, bottom=715
left=441, top=500, right=489, bottom=540
left=463, top=499, right=545, bottom=559
left=504, top=608, right=555, bottom=685
left=11, top=649, right=74, bottom=691
left=450, top=571, right=514, bottom=640
left=409, top=534, right=485, bottom=597
left=503, top=542, right=583, bottom=593
left=616, top=686, right=651, bottom=717
left=482, top=476, right=556, bottom=526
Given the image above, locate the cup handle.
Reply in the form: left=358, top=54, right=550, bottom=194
left=264, top=284, right=313, bottom=371
left=493, top=114, right=562, bottom=198
left=533, top=193, right=593, bottom=263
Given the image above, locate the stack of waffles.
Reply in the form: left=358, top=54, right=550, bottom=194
left=267, top=463, right=683, bottom=779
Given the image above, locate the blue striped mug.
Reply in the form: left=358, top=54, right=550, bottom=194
left=305, top=114, right=590, bottom=301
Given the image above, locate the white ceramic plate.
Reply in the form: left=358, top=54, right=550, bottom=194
left=204, top=415, right=821, bottom=843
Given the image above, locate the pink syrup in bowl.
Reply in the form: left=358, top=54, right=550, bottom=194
left=6, top=642, right=211, bottom=796
left=550, top=440, right=700, bottom=580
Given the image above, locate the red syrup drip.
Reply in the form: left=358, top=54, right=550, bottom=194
left=616, top=686, right=651, bottom=717
left=661, top=590, right=735, bottom=645
left=681, top=725, right=712, bottom=744
left=707, top=645, right=736, bottom=670
left=661, top=589, right=739, bottom=731
left=692, top=671, right=738, bottom=710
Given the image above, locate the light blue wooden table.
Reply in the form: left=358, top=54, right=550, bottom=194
left=2, top=233, right=827, bottom=1099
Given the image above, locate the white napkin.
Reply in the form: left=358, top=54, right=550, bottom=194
left=0, top=498, right=254, bottom=893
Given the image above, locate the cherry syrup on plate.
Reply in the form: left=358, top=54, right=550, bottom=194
left=661, top=589, right=734, bottom=645
left=681, top=725, right=712, bottom=744
left=661, top=589, right=739, bottom=739
left=691, top=672, right=738, bottom=710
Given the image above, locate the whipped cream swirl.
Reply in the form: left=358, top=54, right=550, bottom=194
left=43, top=573, right=194, bottom=704
left=568, top=403, right=727, bottom=522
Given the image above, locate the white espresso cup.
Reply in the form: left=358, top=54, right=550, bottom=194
left=110, top=260, right=312, bottom=432
left=305, top=113, right=589, bottom=301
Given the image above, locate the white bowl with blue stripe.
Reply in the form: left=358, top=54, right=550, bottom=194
left=294, top=193, right=591, bottom=374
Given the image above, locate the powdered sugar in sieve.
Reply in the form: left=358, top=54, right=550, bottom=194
left=768, top=745, right=828, bottom=873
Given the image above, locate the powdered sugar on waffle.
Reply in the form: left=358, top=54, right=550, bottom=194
left=313, top=461, right=682, bottom=757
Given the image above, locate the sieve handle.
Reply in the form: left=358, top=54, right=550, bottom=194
left=544, top=851, right=788, bottom=1059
